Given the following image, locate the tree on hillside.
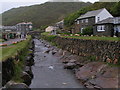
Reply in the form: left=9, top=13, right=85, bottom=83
left=111, top=1, right=120, bottom=16
left=64, top=2, right=116, bottom=27
left=64, top=8, right=88, bottom=27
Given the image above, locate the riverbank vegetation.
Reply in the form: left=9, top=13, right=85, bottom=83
left=2, top=36, right=32, bottom=83
left=1, top=36, right=31, bottom=61
left=61, top=36, right=119, bottom=41
left=41, top=32, right=119, bottom=41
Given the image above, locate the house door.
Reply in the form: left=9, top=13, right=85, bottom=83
left=81, top=28, right=84, bottom=33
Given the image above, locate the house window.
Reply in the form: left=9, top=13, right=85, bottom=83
left=81, top=20, right=84, bottom=23
left=97, top=25, right=105, bottom=32
left=77, top=21, right=79, bottom=24
left=86, top=19, right=88, bottom=23
left=98, top=17, right=100, bottom=22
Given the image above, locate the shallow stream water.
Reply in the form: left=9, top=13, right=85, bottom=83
left=30, top=39, right=84, bottom=88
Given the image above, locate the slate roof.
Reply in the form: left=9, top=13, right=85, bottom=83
left=77, top=8, right=105, bottom=20
left=96, top=17, right=120, bottom=25
left=96, top=17, right=114, bottom=24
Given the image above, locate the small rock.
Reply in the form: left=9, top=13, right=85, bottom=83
left=64, top=62, right=76, bottom=69
left=52, top=51, right=57, bottom=55
left=69, top=59, right=76, bottom=63
left=84, top=82, right=95, bottom=88
left=44, top=50, right=50, bottom=53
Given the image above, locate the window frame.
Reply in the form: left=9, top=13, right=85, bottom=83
left=86, top=19, right=88, bottom=23
left=81, top=20, right=84, bottom=23
left=97, top=25, right=105, bottom=32
left=77, top=20, right=80, bottom=24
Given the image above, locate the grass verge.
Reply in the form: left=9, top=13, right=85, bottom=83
left=1, top=36, right=31, bottom=61
left=61, top=36, right=120, bottom=41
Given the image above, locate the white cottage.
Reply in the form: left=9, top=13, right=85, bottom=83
left=75, top=8, right=113, bottom=34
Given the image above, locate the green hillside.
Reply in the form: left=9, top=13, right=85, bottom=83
left=64, top=2, right=120, bottom=27
left=2, top=2, right=91, bottom=28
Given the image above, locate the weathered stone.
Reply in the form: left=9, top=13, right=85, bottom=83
left=44, top=50, right=50, bottom=53
left=50, top=36, right=120, bottom=64
left=24, top=66, right=33, bottom=78
left=64, top=62, right=76, bottom=69
left=88, top=67, right=119, bottom=88
left=4, top=81, right=29, bottom=88
left=84, top=82, right=95, bottom=88
left=2, top=58, right=14, bottom=86
left=69, top=59, right=76, bottom=63
left=52, top=51, right=57, bottom=55
left=26, top=56, right=34, bottom=66
left=75, top=62, right=105, bottom=81
left=21, top=71, right=32, bottom=86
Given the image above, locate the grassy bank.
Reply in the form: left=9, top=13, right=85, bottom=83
left=41, top=32, right=119, bottom=41
left=2, top=36, right=32, bottom=82
left=41, top=32, right=57, bottom=42
left=61, top=36, right=119, bottom=41
left=1, top=36, right=31, bottom=61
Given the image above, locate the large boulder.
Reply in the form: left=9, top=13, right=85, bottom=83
left=4, top=81, right=29, bottom=89
left=24, top=66, right=33, bottom=78
left=26, top=56, right=34, bottom=66
left=75, top=62, right=106, bottom=81
left=75, top=62, right=119, bottom=88
left=21, top=71, right=32, bottom=86
left=88, top=67, right=119, bottom=88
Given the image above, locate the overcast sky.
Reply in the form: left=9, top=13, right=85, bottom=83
left=0, top=0, right=99, bottom=14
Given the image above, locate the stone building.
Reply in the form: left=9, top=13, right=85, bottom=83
left=16, top=22, right=33, bottom=38
left=1, top=26, right=17, bottom=40
left=55, top=20, right=64, bottom=29
left=74, top=8, right=113, bottom=34
left=1, top=22, right=33, bottom=40
left=45, top=26, right=58, bottom=35
left=94, top=17, right=120, bottom=37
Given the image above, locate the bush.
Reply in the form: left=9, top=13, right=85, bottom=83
left=61, top=32, right=71, bottom=35
left=83, top=26, right=93, bottom=35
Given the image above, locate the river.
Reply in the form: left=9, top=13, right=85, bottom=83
left=29, top=39, right=84, bottom=88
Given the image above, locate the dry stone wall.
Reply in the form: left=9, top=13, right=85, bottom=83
left=51, top=36, right=120, bottom=64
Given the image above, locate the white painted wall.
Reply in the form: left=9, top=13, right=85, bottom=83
left=45, top=26, right=54, bottom=32
left=95, top=8, right=113, bottom=23
left=45, top=26, right=58, bottom=32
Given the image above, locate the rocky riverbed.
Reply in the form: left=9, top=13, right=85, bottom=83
left=30, top=39, right=84, bottom=88
left=30, top=38, right=119, bottom=89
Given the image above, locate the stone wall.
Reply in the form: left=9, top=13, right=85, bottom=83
left=2, top=39, right=34, bottom=87
left=51, top=36, right=120, bottom=64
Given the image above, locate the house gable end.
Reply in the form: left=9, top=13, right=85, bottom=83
left=96, top=8, right=113, bottom=23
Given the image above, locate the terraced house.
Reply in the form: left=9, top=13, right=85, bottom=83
left=75, top=8, right=114, bottom=36
left=1, top=22, right=33, bottom=40
left=95, top=17, right=120, bottom=37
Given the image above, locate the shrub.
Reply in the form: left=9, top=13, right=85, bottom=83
left=83, top=26, right=93, bottom=35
